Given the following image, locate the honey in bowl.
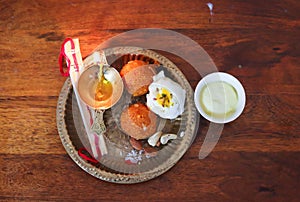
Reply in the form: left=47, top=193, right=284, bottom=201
left=78, top=65, right=123, bottom=110
left=94, top=76, right=113, bottom=102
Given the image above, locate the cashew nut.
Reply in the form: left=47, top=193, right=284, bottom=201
left=148, top=131, right=163, bottom=147
left=160, top=134, right=177, bottom=145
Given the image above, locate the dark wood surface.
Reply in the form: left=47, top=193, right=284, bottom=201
left=1, top=0, right=300, bottom=201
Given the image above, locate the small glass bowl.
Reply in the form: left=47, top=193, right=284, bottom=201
left=77, top=65, right=124, bottom=110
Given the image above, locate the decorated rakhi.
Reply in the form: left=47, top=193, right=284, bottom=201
left=58, top=38, right=108, bottom=160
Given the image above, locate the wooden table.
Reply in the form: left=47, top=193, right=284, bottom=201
left=1, top=0, right=299, bottom=201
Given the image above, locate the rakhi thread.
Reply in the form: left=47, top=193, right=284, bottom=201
left=58, top=38, right=79, bottom=77
left=78, top=147, right=99, bottom=164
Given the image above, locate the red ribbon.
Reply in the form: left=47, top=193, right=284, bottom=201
left=78, top=148, right=99, bottom=164
left=58, top=38, right=79, bottom=77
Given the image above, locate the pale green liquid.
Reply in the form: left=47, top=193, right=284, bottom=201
left=199, top=81, right=238, bottom=118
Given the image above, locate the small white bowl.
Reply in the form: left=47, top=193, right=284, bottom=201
left=194, top=72, right=246, bottom=124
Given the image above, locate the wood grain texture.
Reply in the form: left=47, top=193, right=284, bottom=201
left=1, top=152, right=299, bottom=201
left=1, top=0, right=300, bottom=201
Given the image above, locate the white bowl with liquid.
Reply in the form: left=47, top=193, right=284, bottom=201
left=194, top=72, right=246, bottom=124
